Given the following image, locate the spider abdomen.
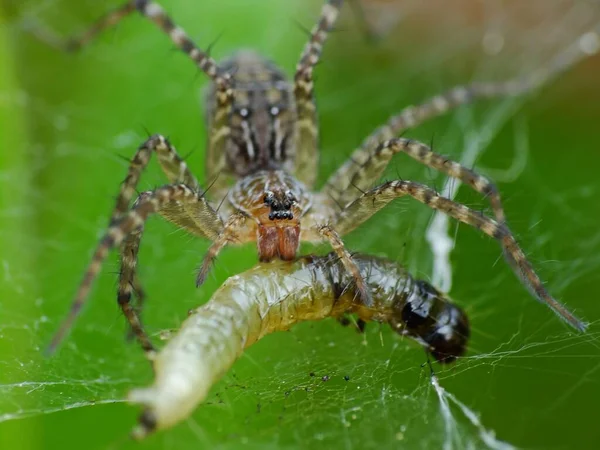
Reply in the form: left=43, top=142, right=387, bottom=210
left=205, top=51, right=298, bottom=179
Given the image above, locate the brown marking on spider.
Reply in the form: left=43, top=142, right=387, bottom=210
left=46, top=0, right=593, bottom=355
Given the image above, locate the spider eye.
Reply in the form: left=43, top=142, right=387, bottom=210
left=269, top=106, right=280, bottom=116
left=238, top=107, right=251, bottom=118
left=263, top=192, right=275, bottom=205
left=283, top=190, right=297, bottom=208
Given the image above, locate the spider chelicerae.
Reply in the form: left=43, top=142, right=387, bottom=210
left=48, top=0, right=589, bottom=355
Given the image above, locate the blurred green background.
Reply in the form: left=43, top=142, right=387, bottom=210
left=1, top=0, right=599, bottom=449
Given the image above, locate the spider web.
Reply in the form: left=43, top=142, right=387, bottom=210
left=1, top=0, right=600, bottom=449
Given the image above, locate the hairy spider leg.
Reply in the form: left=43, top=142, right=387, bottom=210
left=331, top=176, right=587, bottom=332
left=328, top=137, right=506, bottom=222
left=112, top=135, right=201, bottom=220
left=63, top=0, right=234, bottom=193
left=293, top=0, right=344, bottom=187
left=47, top=184, right=213, bottom=355
left=195, top=213, right=248, bottom=287
left=317, top=224, right=373, bottom=306
left=64, top=1, right=231, bottom=92
left=118, top=184, right=222, bottom=345
left=108, top=135, right=222, bottom=343
left=323, top=26, right=600, bottom=207
left=120, top=226, right=146, bottom=342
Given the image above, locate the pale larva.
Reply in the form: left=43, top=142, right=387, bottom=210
left=128, top=253, right=469, bottom=439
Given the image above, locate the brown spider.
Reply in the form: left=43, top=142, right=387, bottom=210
left=48, top=0, right=590, bottom=355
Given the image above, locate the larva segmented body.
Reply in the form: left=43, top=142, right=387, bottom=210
left=128, top=253, right=469, bottom=438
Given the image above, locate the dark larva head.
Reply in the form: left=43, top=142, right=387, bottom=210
left=423, top=303, right=470, bottom=363
left=389, top=279, right=470, bottom=363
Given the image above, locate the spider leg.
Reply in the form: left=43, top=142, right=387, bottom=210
left=323, top=26, right=600, bottom=206
left=293, top=0, right=343, bottom=188
left=195, top=213, right=248, bottom=288
left=118, top=190, right=224, bottom=346
left=62, top=1, right=232, bottom=93
left=118, top=226, right=155, bottom=353
left=317, top=225, right=373, bottom=307
left=112, top=134, right=201, bottom=219
left=110, top=135, right=223, bottom=344
left=324, top=137, right=506, bottom=223
left=125, top=272, right=147, bottom=342
left=323, top=82, right=529, bottom=206
left=111, top=134, right=223, bottom=260
left=61, top=2, right=137, bottom=51
left=120, top=225, right=145, bottom=343
left=47, top=184, right=211, bottom=355
left=346, top=0, right=385, bottom=43
left=331, top=179, right=587, bottom=332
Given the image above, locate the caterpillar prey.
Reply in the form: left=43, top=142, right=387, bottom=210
left=128, top=253, right=469, bottom=439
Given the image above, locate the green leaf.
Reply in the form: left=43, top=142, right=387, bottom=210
left=1, top=1, right=599, bottom=449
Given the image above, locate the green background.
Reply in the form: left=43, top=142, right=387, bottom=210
left=1, top=1, right=599, bottom=449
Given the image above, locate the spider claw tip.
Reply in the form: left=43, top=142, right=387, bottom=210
left=43, top=342, right=58, bottom=357
left=195, top=273, right=206, bottom=288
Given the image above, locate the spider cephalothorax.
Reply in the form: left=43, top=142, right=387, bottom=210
left=226, top=170, right=309, bottom=262
left=48, top=0, right=591, bottom=355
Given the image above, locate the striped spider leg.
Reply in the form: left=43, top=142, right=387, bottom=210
left=48, top=184, right=221, bottom=355
left=323, top=25, right=600, bottom=209
left=294, top=0, right=343, bottom=187
left=319, top=138, right=587, bottom=331
left=52, top=134, right=227, bottom=355
left=315, top=27, right=599, bottom=332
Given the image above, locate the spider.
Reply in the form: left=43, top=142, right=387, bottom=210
left=48, top=0, right=589, bottom=355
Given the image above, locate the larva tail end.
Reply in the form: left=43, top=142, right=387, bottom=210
left=390, top=280, right=471, bottom=364
left=131, top=409, right=157, bottom=441
left=426, top=304, right=470, bottom=364
left=128, top=387, right=159, bottom=440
